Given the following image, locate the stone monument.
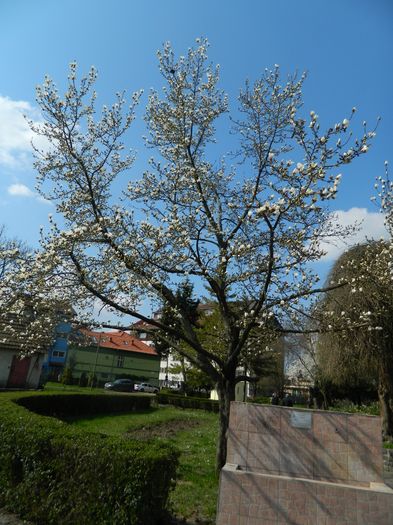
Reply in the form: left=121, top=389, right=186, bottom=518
left=216, top=402, right=393, bottom=524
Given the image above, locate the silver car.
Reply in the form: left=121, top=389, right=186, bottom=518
left=134, top=382, right=159, bottom=393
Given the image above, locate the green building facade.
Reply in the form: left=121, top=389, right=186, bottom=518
left=66, top=342, right=160, bottom=387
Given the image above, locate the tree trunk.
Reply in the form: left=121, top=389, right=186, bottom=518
left=378, top=363, right=393, bottom=439
left=216, top=376, right=236, bottom=473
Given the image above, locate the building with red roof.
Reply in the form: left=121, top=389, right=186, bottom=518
left=65, top=329, right=160, bottom=387
left=80, top=329, right=158, bottom=356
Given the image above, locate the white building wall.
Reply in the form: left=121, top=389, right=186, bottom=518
left=0, top=350, right=45, bottom=389
left=159, top=353, right=184, bottom=387
left=26, top=353, right=45, bottom=388
left=0, top=350, right=14, bottom=388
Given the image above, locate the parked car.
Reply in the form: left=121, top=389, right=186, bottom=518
left=104, top=378, right=134, bottom=392
left=134, top=382, right=159, bottom=393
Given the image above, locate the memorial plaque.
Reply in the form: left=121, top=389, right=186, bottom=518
left=290, top=411, right=312, bottom=429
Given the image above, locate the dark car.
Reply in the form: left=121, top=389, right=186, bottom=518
left=104, top=379, right=134, bottom=392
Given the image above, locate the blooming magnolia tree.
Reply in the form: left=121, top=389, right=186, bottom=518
left=0, top=226, right=26, bottom=306
left=0, top=227, right=59, bottom=355
left=375, top=162, right=393, bottom=235
left=30, top=40, right=375, bottom=470
left=317, top=240, right=393, bottom=435
left=317, top=163, right=393, bottom=434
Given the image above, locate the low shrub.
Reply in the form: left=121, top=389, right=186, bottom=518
left=330, top=399, right=380, bottom=416
left=185, top=390, right=210, bottom=399
left=252, top=396, right=272, bottom=405
left=0, top=393, right=178, bottom=525
left=159, top=388, right=183, bottom=396
left=157, top=392, right=219, bottom=412
left=15, top=393, right=151, bottom=418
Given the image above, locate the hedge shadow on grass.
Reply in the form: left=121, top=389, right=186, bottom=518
left=15, top=393, right=151, bottom=418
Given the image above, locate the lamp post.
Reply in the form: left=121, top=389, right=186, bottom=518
left=91, top=334, right=101, bottom=389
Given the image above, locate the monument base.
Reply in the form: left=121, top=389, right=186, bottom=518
left=217, top=464, right=393, bottom=525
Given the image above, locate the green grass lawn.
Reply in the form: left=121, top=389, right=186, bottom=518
left=68, top=405, right=219, bottom=524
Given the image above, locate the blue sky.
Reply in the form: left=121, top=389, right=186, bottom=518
left=0, top=0, right=392, bottom=268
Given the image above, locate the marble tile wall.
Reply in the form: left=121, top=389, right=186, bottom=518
left=226, top=403, right=383, bottom=485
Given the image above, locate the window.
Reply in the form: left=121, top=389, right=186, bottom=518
left=117, top=355, right=124, bottom=368
left=52, top=351, right=65, bottom=358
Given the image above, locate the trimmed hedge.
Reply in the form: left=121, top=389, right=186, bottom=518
left=157, top=392, right=219, bottom=412
left=15, top=393, right=151, bottom=418
left=0, top=393, right=179, bottom=525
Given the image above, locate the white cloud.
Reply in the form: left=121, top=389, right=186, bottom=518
left=319, top=207, right=389, bottom=262
left=7, top=183, right=52, bottom=205
left=0, top=94, right=46, bottom=168
left=7, top=183, right=35, bottom=197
